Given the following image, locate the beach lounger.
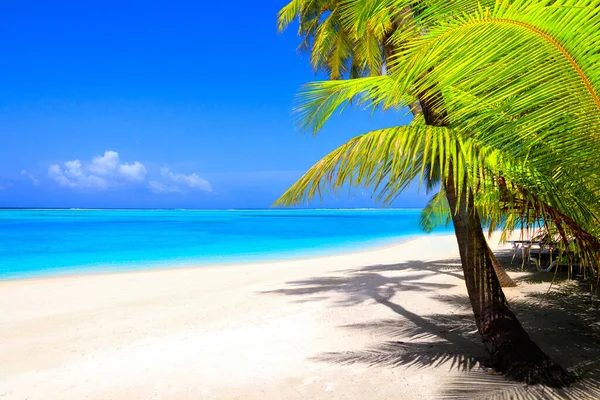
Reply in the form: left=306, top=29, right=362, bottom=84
left=510, top=232, right=563, bottom=271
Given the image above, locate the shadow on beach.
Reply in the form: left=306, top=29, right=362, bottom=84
left=262, top=252, right=600, bottom=399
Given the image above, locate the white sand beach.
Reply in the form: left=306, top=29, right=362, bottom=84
left=1, top=233, right=599, bottom=400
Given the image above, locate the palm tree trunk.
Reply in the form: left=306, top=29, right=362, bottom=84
left=444, top=168, right=570, bottom=386
left=418, top=88, right=569, bottom=385
left=386, top=8, right=515, bottom=288
left=489, top=244, right=517, bottom=287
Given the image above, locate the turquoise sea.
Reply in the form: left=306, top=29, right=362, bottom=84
left=0, top=209, right=451, bottom=280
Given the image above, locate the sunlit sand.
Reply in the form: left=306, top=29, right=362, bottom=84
left=1, top=233, right=598, bottom=399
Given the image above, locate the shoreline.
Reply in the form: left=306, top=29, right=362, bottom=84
left=0, top=232, right=450, bottom=284
left=2, top=231, right=526, bottom=400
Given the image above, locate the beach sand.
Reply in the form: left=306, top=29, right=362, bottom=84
left=1, top=233, right=599, bottom=399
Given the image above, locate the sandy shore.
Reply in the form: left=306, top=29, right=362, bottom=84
left=1, top=233, right=599, bottom=399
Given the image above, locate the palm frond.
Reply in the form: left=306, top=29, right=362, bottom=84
left=277, top=0, right=302, bottom=32
left=294, top=76, right=410, bottom=133
left=275, top=124, right=471, bottom=206
left=419, top=189, right=451, bottom=232
left=277, top=0, right=600, bottom=273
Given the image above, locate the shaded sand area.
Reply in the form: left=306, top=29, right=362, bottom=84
left=1, top=234, right=600, bottom=399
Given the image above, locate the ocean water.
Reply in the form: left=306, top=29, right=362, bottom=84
left=0, top=209, right=451, bottom=280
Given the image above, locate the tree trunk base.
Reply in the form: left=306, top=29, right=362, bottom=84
left=485, top=318, right=573, bottom=387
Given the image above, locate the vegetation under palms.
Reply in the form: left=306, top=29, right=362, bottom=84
left=277, top=0, right=600, bottom=386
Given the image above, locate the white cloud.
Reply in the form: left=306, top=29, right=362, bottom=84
left=47, top=150, right=146, bottom=190
left=148, top=180, right=181, bottom=194
left=89, top=151, right=120, bottom=175
left=119, top=162, right=147, bottom=181
left=41, top=151, right=211, bottom=194
left=48, top=163, right=108, bottom=189
left=21, top=170, right=40, bottom=186
left=64, top=160, right=84, bottom=177
left=148, top=168, right=212, bottom=194
left=160, top=167, right=212, bottom=192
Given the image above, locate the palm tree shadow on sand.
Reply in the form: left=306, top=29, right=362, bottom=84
left=261, top=253, right=600, bottom=399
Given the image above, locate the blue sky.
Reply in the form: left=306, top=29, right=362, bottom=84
left=0, top=0, right=427, bottom=209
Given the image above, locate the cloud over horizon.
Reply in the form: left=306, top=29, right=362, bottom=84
left=149, top=167, right=212, bottom=194
left=119, top=162, right=147, bottom=181
left=48, top=150, right=147, bottom=190
left=21, top=170, right=40, bottom=186
left=44, top=150, right=210, bottom=195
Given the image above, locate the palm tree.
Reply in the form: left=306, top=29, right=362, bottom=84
left=278, top=0, right=517, bottom=288
left=278, top=0, right=385, bottom=79
left=277, top=0, right=600, bottom=385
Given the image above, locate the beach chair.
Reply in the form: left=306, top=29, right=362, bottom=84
left=509, top=231, right=566, bottom=271
left=540, top=239, right=581, bottom=273
left=528, top=233, right=574, bottom=271
left=509, top=230, right=547, bottom=270
left=510, top=239, right=532, bottom=269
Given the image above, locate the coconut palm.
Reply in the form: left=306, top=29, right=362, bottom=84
left=277, top=0, right=600, bottom=385
left=278, top=0, right=385, bottom=79
left=278, top=0, right=518, bottom=288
